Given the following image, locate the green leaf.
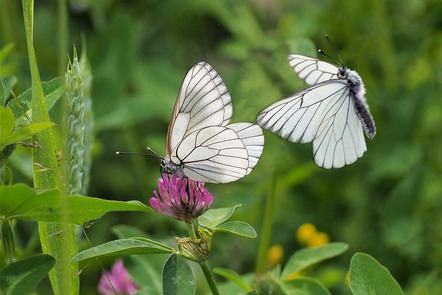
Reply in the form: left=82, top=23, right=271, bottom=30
left=247, top=291, right=258, bottom=295
left=52, top=196, right=152, bottom=225
left=41, top=77, right=64, bottom=110
left=281, top=242, right=348, bottom=280
left=0, top=184, right=61, bottom=219
left=131, top=237, right=176, bottom=250
left=0, top=106, right=54, bottom=150
left=11, top=77, right=64, bottom=124
left=281, top=278, right=331, bottom=295
left=0, top=184, right=151, bottom=224
left=349, top=253, right=404, bottom=295
left=0, top=76, right=17, bottom=104
left=2, top=121, right=55, bottom=150
left=0, top=254, right=55, bottom=295
left=213, top=267, right=253, bottom=292
left=0, top=107, right=15, bottom=148
left=113, top=226, right=169, bottom=294
left=214, top=221, right=257, bottom=238
left=71, top=238, right=174, bottom=263
left=162, top=254, right=196, bottom=295
left=198, top=205, right=241, bottom=229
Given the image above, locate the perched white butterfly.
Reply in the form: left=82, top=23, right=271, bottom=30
left=257, top=52, right=375, bottom=169
left=158, top=62, right=264, bottom=183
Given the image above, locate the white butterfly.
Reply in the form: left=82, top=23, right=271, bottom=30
left=161, top=62, right=264, bottom=183
left=257, top=54, right=375, bottom=169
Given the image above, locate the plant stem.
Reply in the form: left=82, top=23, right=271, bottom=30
left=187, top=222, right=197, bottom=240
left=255, top=172, right=277, bottom=275
left=57, top=0, right=67, bottom=76
left=1, top=219, right=16, bottom=264
left=22, top=1, right=79, bottom=293
left=198, top=261, right=220, bottom=295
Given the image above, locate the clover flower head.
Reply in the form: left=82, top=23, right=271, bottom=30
left=150, top=174, right=213, bottom=223
left=98, top=259, right=138, bottom=295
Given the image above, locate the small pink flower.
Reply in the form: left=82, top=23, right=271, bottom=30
left=150, top=174, right=213, bottom=223
left=98, top=260, right=138, bottom=295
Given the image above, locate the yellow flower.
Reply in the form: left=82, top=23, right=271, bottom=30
left=297, top=223, right=317, bottom=245
left=267, top=245, right=284, bottom=268
left=307, top=232, right=330, bottom=248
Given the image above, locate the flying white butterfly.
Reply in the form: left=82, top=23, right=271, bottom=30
left=156, top=62, right=264, bottom=183
left=257, top=52, right=375, bottom=169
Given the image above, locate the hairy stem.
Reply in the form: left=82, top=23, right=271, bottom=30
left=187, top=222, right=197, bottom=240
left=198, top=261, right=220, bottom=295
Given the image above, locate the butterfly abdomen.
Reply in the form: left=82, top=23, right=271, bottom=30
left=354, top=100, right=376, bottom=139
left=344, top=70, right=376, bottom=139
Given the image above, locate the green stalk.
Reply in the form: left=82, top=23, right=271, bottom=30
left=255, top=172, right=277, bottom=275
left=187, top=222, right=197, bottom=240
left=57, top=0, right=68, bottom=76
left=22, top=1, right=79, bottom=294
left=1, top=219, right=16, bottom=264
left=198, top=261, right=220, bottom=295
left=184, top=222, right=218, bottom=294
left=0, top=0, right=14, bottom=50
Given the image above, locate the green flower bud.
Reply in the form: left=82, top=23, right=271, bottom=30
left=176, top=236, right=211, bottom=262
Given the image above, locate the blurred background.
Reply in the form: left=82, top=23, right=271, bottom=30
left=1, top=0, right=441, bottom=294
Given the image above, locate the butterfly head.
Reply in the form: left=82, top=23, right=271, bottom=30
left=338, top=67, right=349, bottom=79
left=160, top=158, right=167, bottom=173
left=160, top=158, right=185, bottom=178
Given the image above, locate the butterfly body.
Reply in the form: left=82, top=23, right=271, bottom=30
left=161, top=158, right=184, bottom=178
left=338, top=68, right=375, bottom=140
left=163, top=62, right=264, bottom=183
left=257, top=54, right=375, bottom=169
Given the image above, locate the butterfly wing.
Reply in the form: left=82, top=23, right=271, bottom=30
left=165, top=62, right=264, bottom=182
left=171, top=125, right=261, bottom=183
left=226, top=123, right=264, bottom=175
left=257, top=81, right=367, bottom=168
left=288, top=54, right=339, bottom=85
left=166, top=62, right=233, bottom=157
left=312, top=87, right=367, bottom=168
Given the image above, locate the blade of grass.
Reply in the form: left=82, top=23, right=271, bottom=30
left=22, top=1, right=79, bottom=294
left=255, top=172, right=277, bottom=275
left=57, top=0, right=68, bottom=76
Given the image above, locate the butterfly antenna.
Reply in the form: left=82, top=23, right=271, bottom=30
left=116, top=151, right=150, bottom=156
left=318, top=49, right=334, bottom=60
left=325, top=34, right=344, bottom=67
left=147, top=147, right=163, bottom=159
left=116, top=147, right=162, bottom=159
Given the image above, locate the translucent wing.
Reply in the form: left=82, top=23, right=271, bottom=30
left=257, top=81, right=367, bottom=168
left=164, top=62, right=264, bottom=183
left=227, top=123, right=264, bottom=175
left=166, top=62, right=233, bottom=157
left=288, top=54, right=339, bottom=85
left=312, top=88, right=367, bottom=168
left=170, top=125, right=263, bottom=183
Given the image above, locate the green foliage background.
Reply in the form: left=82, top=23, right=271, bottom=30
left=1, top=0, right=441, bottom=293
